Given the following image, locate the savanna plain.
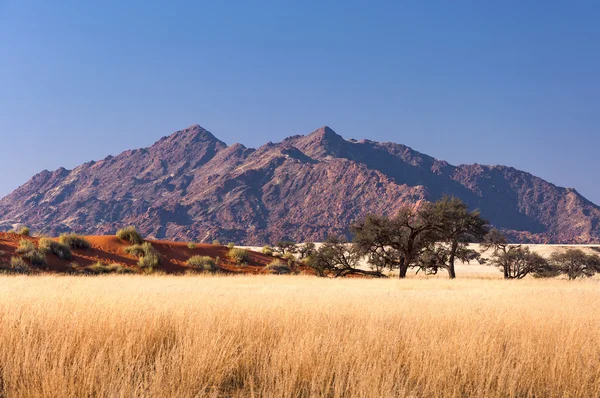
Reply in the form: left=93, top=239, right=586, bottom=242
left=0, top=274, right=598, bottom=397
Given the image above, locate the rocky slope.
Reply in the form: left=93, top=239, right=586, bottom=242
left=1, top=124, right=599, bottom=244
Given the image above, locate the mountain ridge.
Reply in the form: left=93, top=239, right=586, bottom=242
left=1, top=124, right=599, bottom=244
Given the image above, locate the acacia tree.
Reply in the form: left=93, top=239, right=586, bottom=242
left=549, top=249, right=600, bottom=280
left=274, top=241, right=297, bottom=256
left=351, top=206, right=433, bottom=279
left=482, top=229, right=513, bottom=279
left=482, top=229, right=553, bottom=279
left=307, top=235, right=385, bottom=278
left=505, top=249, right=551, bottom=279
left=297, top=242, right=316, bottom=260
left=416, top=243, right=480, bottom=276
left=421, top=197, right=488, bottom=279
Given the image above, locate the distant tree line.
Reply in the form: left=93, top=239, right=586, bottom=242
left=273, top=197, right=600, bottom=280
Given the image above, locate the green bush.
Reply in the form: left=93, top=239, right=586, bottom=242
left=10, top=256, right=27, bottom=268
left=138, top=253, right=159, bottom=269
left=85, top=262, right=137, bottom=275
left=115, top=265, right=137, bottom=274
left=265, top=260, right=292, bottom=275
left=15, top=239, right=47, bottom=267
left=10, top=256, right=30, bottom=272
left=26, top=250, right=47, bottom=267
left=18, top=226, right=30, bottom=236
left=124, top=242, right=155, bottom=258
left=122, top=242, right=159, bottom=270
left=187, top=242, right=197, bottom=249
left=227, top=242, right=236, bottom=249
left=15, top=240, right=47, bottom=267
left=59, top=233, right=91, bottom=250
left=83, top=262, right=111, bottom=274
left=211, top=240, right=221, bottom=246
left=116, top=226, right=143, bottom=244
left=39, top=238, right=72, bottom=260
left=228, top=248, right=250, bottom=265
left=16, top=239, right=36, bottom=254
left=64, top=262, right=81, bottom=274
left=0, top=257, right=30, bottom=274
left=262, top=246, right=274, bottom=256
left=187, top=255, right=218, bottom=273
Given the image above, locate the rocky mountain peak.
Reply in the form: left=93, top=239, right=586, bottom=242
left=0, top=124, right=599, bottom=244
left=309, top=125, right=341, bottom=139
left=157, top=124, right=224, bottom=146
left=292, top=126, right=352, bottom=159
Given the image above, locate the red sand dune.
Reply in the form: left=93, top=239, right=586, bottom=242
left=0, top=232, right=299, bottom=274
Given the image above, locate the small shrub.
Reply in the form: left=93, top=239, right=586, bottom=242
left=187, top=242, right=197, bottom=249
left=16, top=239, right=35, bottom=254
left=18, top=226, right=30, bottom=236
left=227, top=242, right=236, bottom=249
left=110, top=265, right=136, bottom=274
left=0, top=257, right=30, bottom=274
left=39, top=238, right=72, bottom=260
left=10, top=256, right=30, bottom=272
left=262, top=246, right=274, bottom=256
left=283, top=253, right=296, bottom=261
left=15, top=239, right=47, bottom=267
left=26, top=250, right=47, bottom=267
left=10, top=256, right=28, bottom=269
left=27, top=253, right=47, bottom=269
left=265, top=260, right=292, bottom=275
left=84, top=262, right=109, bottom=274
left=107, top=264, right=126, bottom=274
left=85, top=262, right=136, bottom=275
left=138, top=252, right=159, bottom=269
left=228, top=248, right=250, bottom=265
left=116, top=226, right=143, bottom=244
left=64, top=262, right=81, bottom=274
left=124, top=242, right=155, bottom=258
left=212, top=240, right=221, bottom=246
left=187, top=255, right=218, bottom=273
left=122, top=241, right=159, bottom=270
left=59, top=233, right=91, bottom=250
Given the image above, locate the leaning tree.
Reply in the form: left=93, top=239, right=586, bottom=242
left=481, top=229, right=553, bottom=279
left=307, top=235, right=386, bottom=278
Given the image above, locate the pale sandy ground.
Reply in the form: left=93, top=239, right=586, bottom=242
left=241, top=243, right=600, bottom=277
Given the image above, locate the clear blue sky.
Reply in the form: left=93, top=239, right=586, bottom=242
left=1, top=1, right=599, bottom=202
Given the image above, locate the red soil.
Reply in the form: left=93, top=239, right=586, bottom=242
left=0, top=233, right=301, bottom=274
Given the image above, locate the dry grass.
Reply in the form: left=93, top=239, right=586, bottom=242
left=0, top=275, right=598, bottom=397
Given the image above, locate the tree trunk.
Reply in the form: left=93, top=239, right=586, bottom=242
left=448, top=241, right=458, bottom=279
left=503, top=265, right=509, bottom=279
left=336, top=269, right=387, bottom=278
left=399, top=258, right=408, bottom=279
left=399, top=266, right=408, bottom=279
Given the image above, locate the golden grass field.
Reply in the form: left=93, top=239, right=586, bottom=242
left=0, top=275, right=599, bottom=397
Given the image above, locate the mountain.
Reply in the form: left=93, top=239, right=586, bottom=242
left=1, top=124, right=599, bottom=244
